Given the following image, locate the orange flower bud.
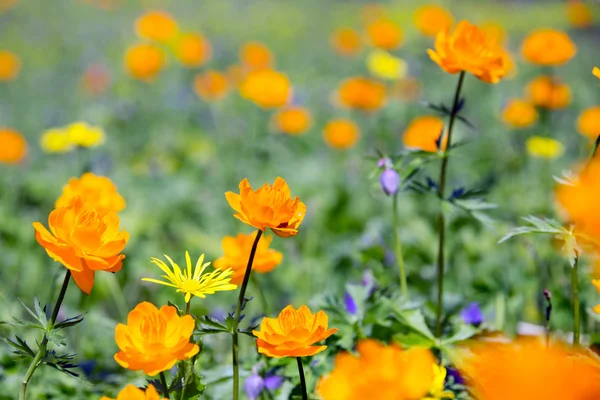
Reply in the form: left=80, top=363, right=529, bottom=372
left=330, top=28, right=362, bottom=56
left=55, top=173, right=126, bottom=214
left=521, top=29, right=576, bottom=66
left=337, top=77, right=386, bottom=112
left=567, top=1, right=593, bottom=28
left=124, top=43, right=165, bottom=81
left=272, top=106, right=312, bottom=135
left=240, top=69, right=292, bottom=108
left=323, top=119, right=360, bottom=150
left=135, top=11, right=178, bottom=43
left=0, top=128, right=27, bottom=164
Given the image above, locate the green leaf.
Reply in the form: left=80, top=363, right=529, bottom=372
left=440, top=324, right=479, bottom=346
left=499, top=215, right=567, bottom=243
left=196, top=316, right=230, bottom=335
left=393, top=332, right=436, bottom=348
left=393, top=308, right=436, bottom=340
left=170, top=358, right=205, bottom=400
left=18, top=297, right=48, bottom=329
left=0, top=334, right=36, bottom=358
left=53, top=314, right=85, bottom=330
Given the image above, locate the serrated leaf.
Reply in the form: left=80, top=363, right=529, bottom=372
left=393, top=308, right=435, bottom=340
left=171, top=358, right=205, bottom=399
left=196, top=316, right=230, bottom=335
left=46, top=329, right=67, bottom=347
left=498, top=216, right=567, bottom=244
left=53, top=314, right=85, bottom=330
left=0, top=335, right=35, bottom=357
left=440, top=324, right=479, bottom=346
left=18, top=298, right=48, bottom=329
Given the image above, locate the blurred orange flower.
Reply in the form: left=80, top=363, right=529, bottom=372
left=403, top=115, right=447, bottom=152
left=240, top=41, right=273, bottom=71
left=0, top=128, right=27, bottom=164
left=338, top=77, right=386, bottom=112
left=272, top=106, right=312, bottom=135
left=81, top=64, right=110, bottom=96
left=323, top=119, right=360, bottom=150
left=480, top=21, right=507, bottom=45
left=317, top=339, right=436, bottom=400
left=32, top=197, right=128, bottom=294
left=526, top=75, right=571, bottom=110
left=521, top=29, right=576, bottom=66
left=193, top=70, right=230, bottom=102
left=0, top=50, right=20, bottom=81
left=240, top=69, right=291, bottom=108
left=567, top=1, right=592, bottom=29
left=55, top=172, right=126, bottom=214
left=174, top=32, right=212, bottom=68
left=366, top=19, right=403, bottom=50
left=214, top=231, right=283, bottom=284
left=225, top=177, right=306, bottom=238
left=577, top=106, right=600, bottom=139
left=135, top=11, right=178, bottom=43
left=114, top=302, right=199, bottom=376
left=428, top=20, right=506, bottom=83
left=331, top=28, right=362, bottom=56
left=253, top=305, right=338, bottom=358
left=455, top=338, right=600, bottom=400
left=413, top=5, right=453, bottom=37
left=0, top=0, right=18, bottom=13
left=594, top=66, right=600, bottom=81
left=124, top=43, right=165, bottom=81
left=100, top=384, right=165, bottom=400
left=501, top=99, right=538, bottom=129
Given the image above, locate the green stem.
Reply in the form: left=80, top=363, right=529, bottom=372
left=392, top=193, right=407, bottom=298
left=185, top=300, right=191, bottom=315
left=296, top=357, right=308, bottom=400
left=160, top=371, right=170, bottom=399
left=251, top=273, right=270, bottom=315
left=232, top=229, right=263, bottom=400
left=572, top=254, right=580, bottom=346
left=20, top=270, right=71, bottom=400
left=435, top=71, right=466, bottom=339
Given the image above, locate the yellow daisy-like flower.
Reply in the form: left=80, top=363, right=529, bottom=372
left=423, top=364, right=455, bottom=400
left=142, top=251, right=237, bottom=303
left=366, top=49, right=407, bottom=80
left=526, top=136, right=564, bottom=159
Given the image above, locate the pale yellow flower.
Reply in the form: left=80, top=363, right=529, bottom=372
left=526, top=136, right=564, bottom=159
left=423, top=364, right=455, bottom=400
left=366, top=49, right=407, bottom=80
left=66, top=122, right=105, bottom=147
left=40, top=128, right=73, bottom=153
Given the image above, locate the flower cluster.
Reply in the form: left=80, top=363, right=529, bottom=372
left=40, top=122, right=105, bottom=153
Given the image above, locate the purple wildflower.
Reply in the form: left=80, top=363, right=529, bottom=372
left=460, top=302, right=483, bottom=326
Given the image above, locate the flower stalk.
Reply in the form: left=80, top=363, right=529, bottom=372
left=297, top=357, right=308, bottom=400
left=571, top=254, right=580, bottom=346
left=160, top=371, right=170, bottom=399
left=392, top=193, right=407, bottom=298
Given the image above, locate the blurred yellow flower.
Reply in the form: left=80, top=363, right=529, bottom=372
left=323, top=119, right=360, bottom=150
left=526, top=75, right=571, bottom=110
left=240, top=69, right=291, bottom=108
left=124, top=43, right=165, bottom=82
left=0, top=128, right=27, bottom=164
left=142, top=251, right=237, bottom=303
left=366, top=49, right=407, bottom=80
left=423, top=364, right=455, bottom=400
left=594, top=66, right=600, bottom=81
left=66, top=122, right=105, bottom=147
left=40, top=128, right=73, bottom=153
left=567, top=1, right=592, bottom=29
left=577, top=106, right=600, bottom=139
left=100, top=384, right=166, bottom=400
left=0, top=50, right=20, bottom=81
left=272, top=106, right=312, bottom=135
left=521, top=29, right=576, bottom=66
left=501, top=99, right=538, bottom=129
left=366, top=18, right=403, bottom=50
left=174, top=32, right=212, bottom=68
left=135, top=11, right=178, bottom=43
left=330, top=28, right=362, bottom=56
left=526, top=136, right=563, bottom=159
left=413, top=5, right=453, bottom=37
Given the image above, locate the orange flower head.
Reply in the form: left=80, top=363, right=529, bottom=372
left=0, top=0, right=18, bottom=13
left=240, top=69, right=291, bottom=108
left=225, top=177, right=306, bottom=238
left=253, top=305, right=338, bottom=358
left=0, top=128, right=27, bottom=164
left=135, top=11, right=178, bottom=43
left=502, top=99, right=538, bottom=129
left=317, top=339, right=436, bottom=400
left=413, top=5, right=454, bottom=37
left=402, top=115, right=447, bottom=152
left=455, top=338, right=600, bottom=400
left=174, top=32, right=212, bottom=68
left=240, top=41, right=273, bottom=71
left=331, top=28, right=362, bottom=56
left=366, top=19, right=403, bottom=50
left=272, top=106, right=312, bottom=135
left=323, top=119, right=361, bottom=150
left=526, top=75, right=571, bottom=110
left=32, top=197, right=128, bottom=294
left=577, top=106, right=600, bottom=139
left=100, top=384, right=166, bottom=400
left=81, top=64, right=110, bottom=96
left=0, top=50, right=20, bottom=81
left=55, top=172, right=126, bottom=214
left=214, top=231, right=283, bottom=284
left=114, top=302, right=199, bottom=376
left=124, top=43, right=165, bottom=81
left=567, top=2, right=593, bottom=29
left=193, top=70, right=230, bottom=102
left=428, top=20, right=507, bottom=83
left=337, top=77, right=386, bottom=112
left=521, top=29, right=576, bottom=66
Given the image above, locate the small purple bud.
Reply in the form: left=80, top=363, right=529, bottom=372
left=380, top=168, right=400, bottom=196
left=264, top=374, right=284, bottom=391
left=377, top=157, right=393, bottom=169
left=244, top=367, right=264, bottom=400
left=344, top=291, right=357, bottom=315
left=361, top=270, right=376, bottom=296
left=460, top=302, right=483, bottom=326
left=446, top=367, right=465, bottom=385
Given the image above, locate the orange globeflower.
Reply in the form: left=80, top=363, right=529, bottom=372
left=526, top=75, right=571, bottom=110
left=214, top=231, right=283, bottom=284
left=323, top=119, right=360, bottom=150
left=366, top=19, right=403, bottom=50
left=317, top=339, right=436, bottom=400
left=225, top=177, right=306, bottom=238
left=253, top=305, right=338, bottom=358
left=567, top=1, right=592, bottom=29
left=124, top=43, right=165, bottom=81
left=0, top=50, right=20, bottom=81
left=501, top=99, right=538, bottom=129
left=402, top=115, right=447, bottom=152
left=55, top=172, right=126, bottom=214
left=239, top=69, right=291, bottom=108
left=338, top=77, right=386, bottom=112
left=114, top=302, right=199, bottom=376
left=32, top=197, right=128, bottom=294
left=577, top=106, right=600, bottom=139
left=240, top=41, right=273, bottom=71
left=272, top=106, right=312, bottom=135
left=135, top=11, right=178, bottom=43
left=456, top=339, right=600, bottom=400
left=0, top=128, right=27, bottom=164
left=428, top=20, right=506, bottom=84
left=521, top=29, right=576, bottom=66
left=174, top=32, right=212, bottom=68
left=331, top=28, right=362, bottom=56
left=193, top=70, right=230, bottom=102
left=100, top=384, right=165, bottom=400
left=413, top=5, right=453, bottom=37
